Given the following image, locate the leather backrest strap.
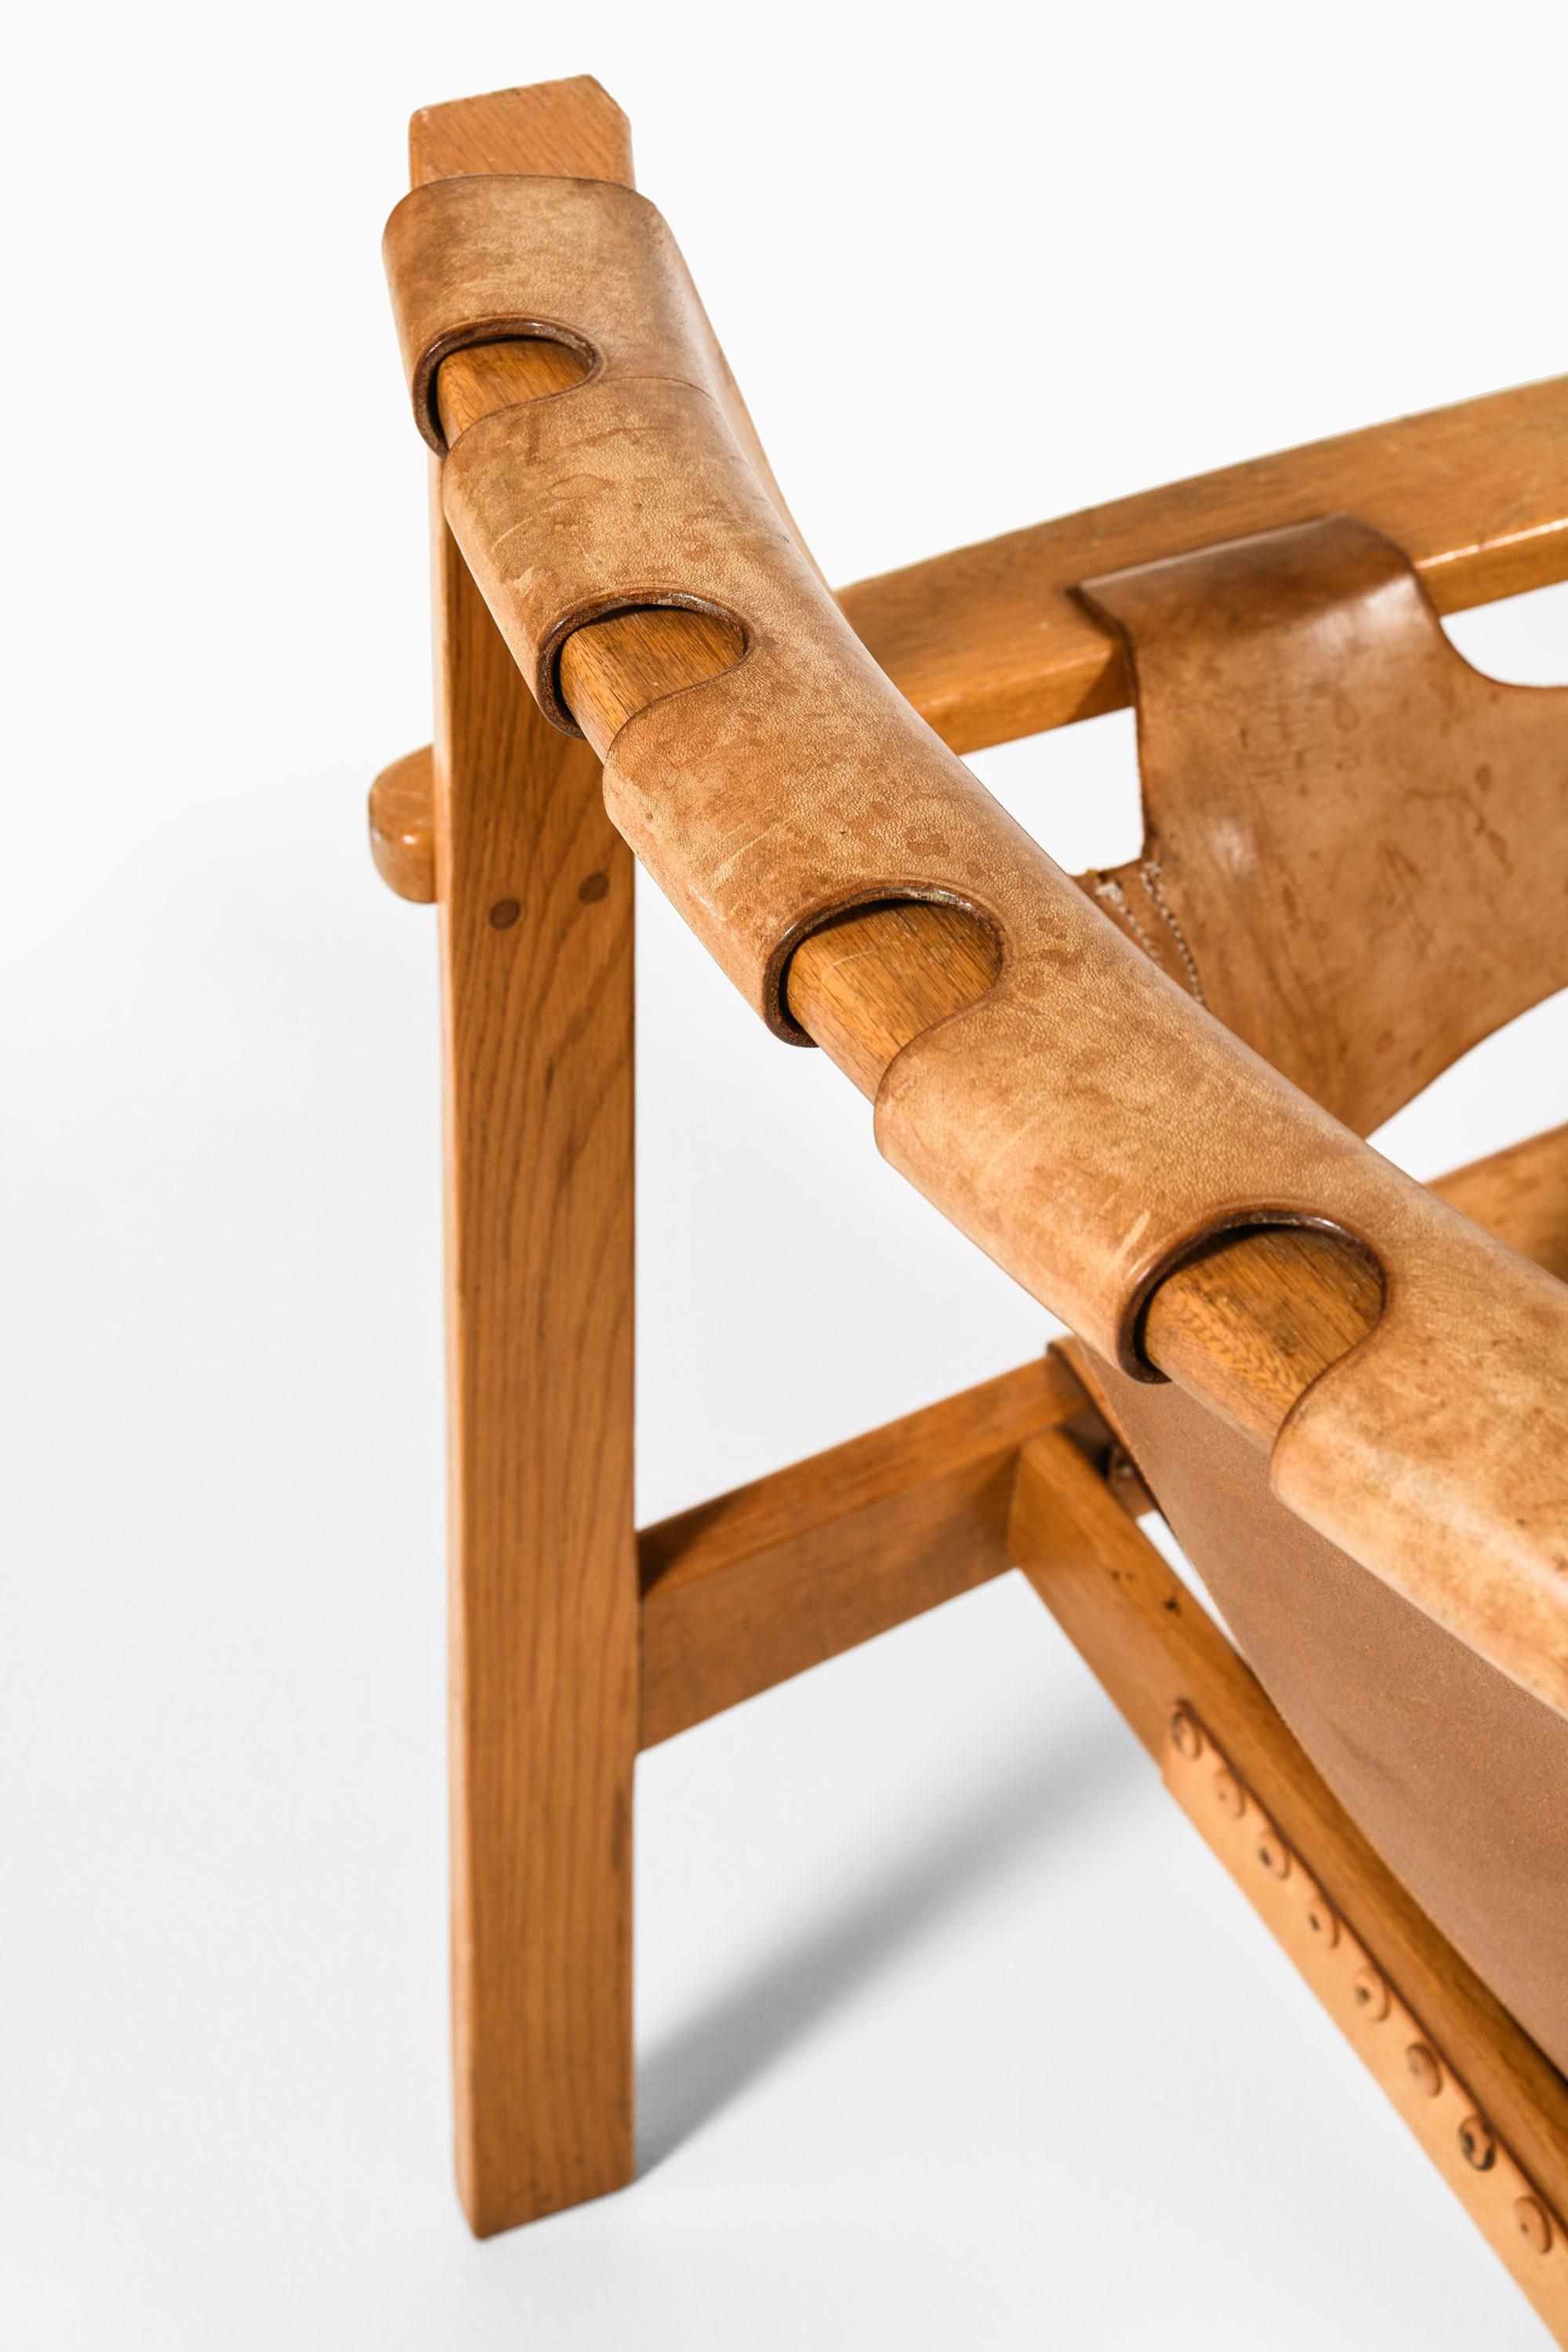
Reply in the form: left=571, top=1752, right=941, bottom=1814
left=1077, top=519, right=1568, bottom=1135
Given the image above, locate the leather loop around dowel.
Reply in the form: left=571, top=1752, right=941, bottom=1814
left=384, top=174, right=708, bottom=453
left=444, top=373, right=1047, bottom=1040
left=381, top=168, right=821, bottom=593
left=406, top=169, right=1568, bottom=1719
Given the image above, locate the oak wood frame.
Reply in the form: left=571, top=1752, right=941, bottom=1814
left=414, top=85, right=641, bottom=2236
left=379, top=77, right=1568, bottom=2333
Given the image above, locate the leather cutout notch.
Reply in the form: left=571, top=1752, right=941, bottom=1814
left=539, top=593, right=750, bottom=738
left=772, top=891, right=1005, bottom=1049
left=1127, top=1214, right=1387, bottom=1389
left=420, top=324, right=599, bottom=454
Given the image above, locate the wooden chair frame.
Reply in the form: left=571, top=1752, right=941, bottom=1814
left=370, top=78, right=1568, bottom=2338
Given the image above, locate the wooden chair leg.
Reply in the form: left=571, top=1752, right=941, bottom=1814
left=434, top=500, right=637, bottom=2236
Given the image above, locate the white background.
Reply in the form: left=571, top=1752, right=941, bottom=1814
left=5, top=5, right=1566, bottom=2347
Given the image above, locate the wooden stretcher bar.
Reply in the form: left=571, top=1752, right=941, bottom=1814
left=379, top=136, right=1567, bottom=1603
left=638, top=1353, right=1085, bottom=1748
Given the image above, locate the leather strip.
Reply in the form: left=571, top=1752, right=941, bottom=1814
left=385, top=175, right=706, bottom=453
left=1077, top=520, right=1568, bottom=1135
left=383, top=172, right=810, bottom=562
left=384, top=171, right=1568, bottom=1719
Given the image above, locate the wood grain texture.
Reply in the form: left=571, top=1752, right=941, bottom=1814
left=411, top=74, right=633, bottom=187
left=639, top=1355, right=1084, bottom=1748
left=1138, top=1225, right=1385, bottom=1447
left=784, top=902, right=1003, bottom=1094
left=419, top=78, right=638, bottom=2240
left=433, top=335, right=590, bottom=440
left=382, top=370, right=1568, bottom=822
left=641, top=1093, right=1568, bottom=1756
left=842, top=377, right=1568, bottom=753
left=1161, top=1709, right=1568, bottom=2338
left=564, top=620, right=1387, bottom=1439
left=1008, top=1422, right=1568, bottom=2244
left=1431, top=1123, right=1568, bottom=1284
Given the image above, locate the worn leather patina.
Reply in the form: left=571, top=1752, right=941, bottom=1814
left=1055, top=527, right=1568, bottom=2071
left=1076, top=519, right=1568, bottom=1134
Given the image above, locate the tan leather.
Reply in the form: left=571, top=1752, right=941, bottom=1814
left=385, top=173, right=716, bottom=456
left=1074, top=1335, right=1568, bottom=2077
left=1060, top=535, right=1568, bottom=2071
left=1432, top=1123, right=1568, bottom=1284
left=386, top=171, right=1568, bottom=1723
left=1076, top=521, right=1568, bottom=1135
left=383, top=173, right=811, bottom=562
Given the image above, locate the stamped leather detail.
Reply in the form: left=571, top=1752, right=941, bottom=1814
left=1163, top=1708, right=1568, bottom=2338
